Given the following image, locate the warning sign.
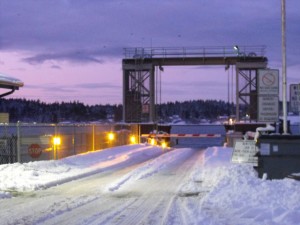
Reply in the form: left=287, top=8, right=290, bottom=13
left=290, top=84, right=300, bottom=113
left=258, top=96, right=279, bottom=122
left=257, top=69, right=279, bottom=122
left=232, top=140, right=258, bottom=166
left=258, top=69, right=279, bottom=95
left=28, top=143, right=42, bottom=158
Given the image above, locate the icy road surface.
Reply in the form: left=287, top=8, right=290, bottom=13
left=0, top=146, right=207, bottom=225
left=1, top=144, right=300, bottom=225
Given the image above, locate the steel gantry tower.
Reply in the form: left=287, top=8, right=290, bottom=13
left=122, top=46, right=268, bottom=123
left=123, top=61, right=155, bottom=123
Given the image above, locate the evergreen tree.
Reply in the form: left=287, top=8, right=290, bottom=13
left=0, top=98, right=240, bottom=123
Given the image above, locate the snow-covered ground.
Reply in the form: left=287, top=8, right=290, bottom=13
left=0, top=144, right=300, bottom=225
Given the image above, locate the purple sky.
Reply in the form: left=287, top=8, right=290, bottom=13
left=0, top=0, right=299, bottom=105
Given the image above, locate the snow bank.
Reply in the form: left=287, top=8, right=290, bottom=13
left=199, top=164, right=300, bottom=224
left=1, top=144, right=300, bottom=224
left=180, top=147, right=300, bottom=225
left=0, top=144, right=165, bottom=197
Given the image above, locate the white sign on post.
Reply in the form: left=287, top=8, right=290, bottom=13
left=257, top=69, right=279, bottom=122
left=232, top=140, right=258, bottom=166
left=290, top=84, right=300, bottom=113
left=258, top=96, right=279, bottom=122
left=258, top=69, right=279, bottom=95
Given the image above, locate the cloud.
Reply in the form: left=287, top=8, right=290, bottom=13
left=0, top=0, right=299, bottom=68
left=24, top=83, right=77, bottom=93
left=76, top=83, right=121, bottom=89
left=21, top=81, right=122, bottom=105
left=1, top=0, right=300, bottom=105
left=50, top=65, right=61, bottom=70
left=22, top=50, right=104, bottom=65
left=25, top=82, right=121, bottom=92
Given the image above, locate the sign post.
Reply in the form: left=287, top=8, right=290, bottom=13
left=28, top=143, right=42, bottom=158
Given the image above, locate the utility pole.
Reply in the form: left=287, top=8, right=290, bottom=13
left=281, top=0, right=288, bottom=134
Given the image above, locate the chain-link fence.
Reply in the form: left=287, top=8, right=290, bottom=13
left=0, top=123, right=138, bottom=164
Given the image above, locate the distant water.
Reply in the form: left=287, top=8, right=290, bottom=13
left=170, top=125, right=226, bottom=149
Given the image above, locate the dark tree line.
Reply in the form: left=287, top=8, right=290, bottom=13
left=157, top=100, right=236, bottom=123
left=0, top=98, right=238, bottom=123
left=0, top=98, right=122, bottom=123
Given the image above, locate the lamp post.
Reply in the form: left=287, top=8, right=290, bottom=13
left=53, top=136, right=61, bottom=160
left=281, top=0, right=288, bottom=134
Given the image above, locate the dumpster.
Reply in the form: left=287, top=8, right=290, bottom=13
left=255, top=134, right=300, bottom=179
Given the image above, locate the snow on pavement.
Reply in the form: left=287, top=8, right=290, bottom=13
left=189, top=147, right=300, bottom=225
left=1, top=144, right=300, bottom=224
left=0, top=144, right=165, bottom=193
left=107, top=147, right=195, bottom=192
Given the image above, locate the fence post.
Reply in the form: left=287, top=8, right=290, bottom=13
left=16, top=121, right=21, bottom=163
left=73, top=125, right=76, bottom=155
left=54, top=125, right=58, bottom=160
left=92, top=124, right=95, bottom=151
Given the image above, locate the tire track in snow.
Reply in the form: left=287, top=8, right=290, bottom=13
left=3, top=148, right=208, bottom=225
left=107, top=148, right=195, bottom=192
left=162, top=196, right=185, bottom=225
left=66, top=148, right=200, bottom=225
left=163, top=196, right=203, bottom=225
left=75, top=196, right=140, bottom=225
left=102, top=148, right=206, bottom=225
left=13, top=195, right=103, bottom=225
left=139, top=198, right=169, bottom=225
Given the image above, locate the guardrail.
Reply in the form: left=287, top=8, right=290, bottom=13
left=123, top=45, right=266, bottom=59
left=141, top=133, right=222, bottom=138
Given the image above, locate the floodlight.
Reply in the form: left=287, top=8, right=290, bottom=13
left=53, top=136, right=61, bottom=146
left=108, top=132, right=115, bottom=141
left=150, top=138, right=156, bottom=145
left=130, top=135, right=137, bottom=144
left=161, top=141, right=167, bottom=149
left=233, top=45, right=240, bottom=56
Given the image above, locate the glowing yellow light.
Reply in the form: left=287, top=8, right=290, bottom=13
left=150, top=138, right=156, bottom=145
left=108, top=132, right=115, bottom=141
left=53, top=136, right=61, bottom=146
left=130, top=135, right=136, bottom=144
left=161, top=142, right=167, bottom=149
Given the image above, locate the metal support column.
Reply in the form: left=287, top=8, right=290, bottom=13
left=149, top=66, right=155, bottom=122
left=236, top=62, right=267, bottom=121
left=123, top=63, right=154, bottom=123
left=236, top=65, right=239, bottom=121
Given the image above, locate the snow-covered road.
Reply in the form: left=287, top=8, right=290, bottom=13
left=1, top=144, right=300, bottom=225
left=0, top=146, right=206, bottom=225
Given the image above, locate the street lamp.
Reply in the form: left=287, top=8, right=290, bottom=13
left=53, top=136, right=61, bottom=160
left=233, top=45, right=240, bottom=56
left=108, top=132, right=115, bottom=141
left=130, top=135, right=137, bottom=144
